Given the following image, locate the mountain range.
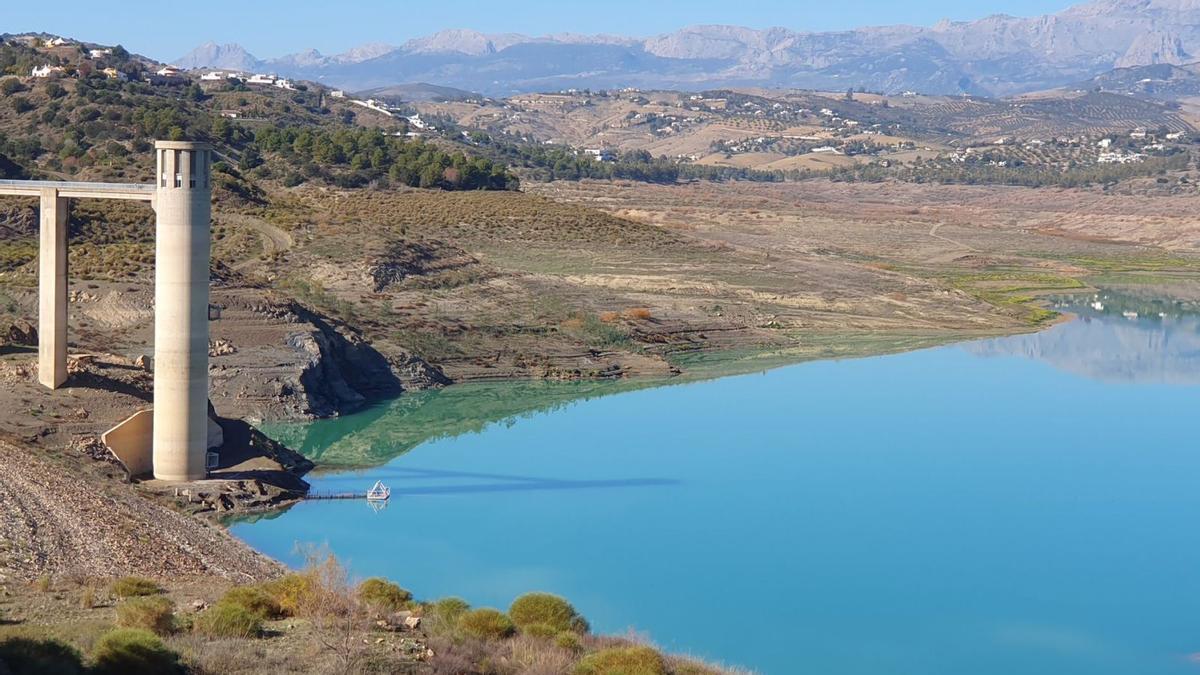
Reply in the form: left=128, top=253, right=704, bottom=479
left=174, top=0, right=1200, bottom=97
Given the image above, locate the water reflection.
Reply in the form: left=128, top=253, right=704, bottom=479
left=967, top=291, right=1200, bottom=384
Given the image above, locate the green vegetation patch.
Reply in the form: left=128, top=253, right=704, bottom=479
left=457, top=608, right=516, bottom=641
left=90, top=628, right=182, bottom=675
left=509, top=592, right=589, bottom=634
left=357, top=578, right=413, bottom=614
left=218, top=585, right=283, bottom=621
left=115, top=596, right=175, bottom=636
left=574, top=645, right=667, bottom=675
left=108, top=576, right=161, bottom=598
left=192, top=602, right=263, bottom=639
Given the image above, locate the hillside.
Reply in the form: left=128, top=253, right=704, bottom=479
left=175, top=0, right=1200, bottom=97
left=1075, top=61, right=1200, bottom=99
left=415, top=87, right=1200, bottom=185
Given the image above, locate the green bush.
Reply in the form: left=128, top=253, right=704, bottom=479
left=357, top=578, right=412, bottom=613
left=425, top=596, right=470, bottom=633
left=510, top=592, right=588, bottom=634
left=432, top=597, right=470, bottom=620
left=522, top=623, right=559, bottom=638
left=90, top=629, right=182, bottom=675
left=554, top=631, right=583, bottom=652
left=261, top=573, right=314, bottom=617
left=574, top=646, right=667, bottom=675
left=0, top=637, right=85, bottom=675
left=457, top=608, right=515, bottom=641
left=109, top=576, right=161, bottom=598
left=116, top=596, right=175, bottom=635
left=220, top=585, right=282, bottom=620
left=192, top=602, right=262, bottom=638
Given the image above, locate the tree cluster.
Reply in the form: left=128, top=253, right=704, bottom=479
left=252, top=126, right=517, bottom=190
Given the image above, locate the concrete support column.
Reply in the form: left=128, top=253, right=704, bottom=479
left=152, top=141, right=212, bottom=481
left=38, top=188, right=68, bottom=389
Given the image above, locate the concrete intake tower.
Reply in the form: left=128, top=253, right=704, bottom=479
left=152, top=141, right=213, bottom=481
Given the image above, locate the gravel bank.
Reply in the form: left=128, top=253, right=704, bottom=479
left=0, top=441, right=281, bottom=584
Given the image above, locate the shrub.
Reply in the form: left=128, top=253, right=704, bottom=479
left=0, top=79, right=26, bottom=95
left=432, top=597, right=470, bottom=621
left=522, top=622, right=559, bottom=638
left=357, top=578, right=412, bottom=613
left=220, top=585, right=282, bottom=620
left=192, top=602, right=262, bottom=638
left=261, top=573, right=314, bottom=617
left=623, top=307, right=653, bottom=320
left=457, top=608, right=515, bottom=641
left=555, top=631, right=583, bottom=652
left=509, top=592, right=589, bottom=634
left=90, top=629, right=181, bottom=675
left=573, top=646, right=667, bottom=675
left=426, top=596, right=470, bottom=634
left=110, top=576, right=161, bottom=598
left=116, top=596, right=175, bottom=635
left=0, top=637, right=85, bottom=675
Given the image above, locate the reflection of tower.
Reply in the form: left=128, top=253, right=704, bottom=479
left=152, top=141, right=213, bottom=481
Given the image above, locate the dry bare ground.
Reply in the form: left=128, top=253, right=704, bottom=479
left=0, top=441, right=280, bottom=585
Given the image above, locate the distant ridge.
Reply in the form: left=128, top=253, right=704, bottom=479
left=174, top=0, right=1200, bottom=96
left=358, top=82, right=482, bottom=103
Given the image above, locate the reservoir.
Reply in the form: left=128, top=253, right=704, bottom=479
left=233, top=293, right=1200, bottom=674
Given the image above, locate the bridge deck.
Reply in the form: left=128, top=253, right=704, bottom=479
left=0, top=179, right=155, bottom=202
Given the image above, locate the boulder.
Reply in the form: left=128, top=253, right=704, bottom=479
left=4, top=320, right=36, bottom=346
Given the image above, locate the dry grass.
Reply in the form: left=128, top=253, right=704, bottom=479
left=115, top=596, right=176, bottom=636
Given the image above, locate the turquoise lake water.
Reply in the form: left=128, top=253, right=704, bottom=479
left=232, top=293, right=1200, bottom=674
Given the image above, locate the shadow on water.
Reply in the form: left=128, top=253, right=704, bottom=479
left=368, top=466, right=678, bottom=496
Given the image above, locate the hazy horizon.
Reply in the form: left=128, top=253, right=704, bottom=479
left=5, top=0, right=1077, bottom=62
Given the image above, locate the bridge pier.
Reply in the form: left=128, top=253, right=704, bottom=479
left=37, top=188, right=68, bottom=389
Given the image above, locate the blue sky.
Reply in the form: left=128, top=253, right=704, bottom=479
left=5, top=0, right=1077, bottom=61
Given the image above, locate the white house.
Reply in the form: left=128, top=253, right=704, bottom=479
left=246, top=74, right=276, bottom=85
left=330, top=90, right=345, bottom=98
left=585, top=148, right=616, bottom=162
left=156, top=66, right=183, bottom=78
left=88, top=48, right=113, bottom=59
left=200, top=71, right=227, bottom=81
left=47, top=37, right=72, bottom=47
left=350, top=98, right=393, bottom=116
left=273, top=79, right=295, bottom=90
left=31, top=64, right=64, bottom=78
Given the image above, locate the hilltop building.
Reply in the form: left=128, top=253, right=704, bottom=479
left=31, top=64, right=65, bottom=78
